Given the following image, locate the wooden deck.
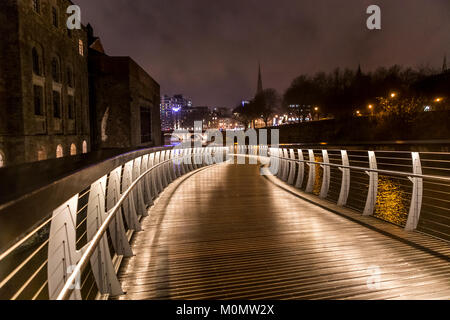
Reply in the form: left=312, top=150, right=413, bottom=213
left=113, top=161, right=450, bottom=300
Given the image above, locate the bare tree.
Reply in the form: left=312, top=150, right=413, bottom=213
left=253, top=88, right=281, bottom=127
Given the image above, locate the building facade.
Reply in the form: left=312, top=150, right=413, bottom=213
left=89, top=45, right=161, bottom=149
left=160, top=94, right=193, bottom=131
left=179, top=106, right=210, bottom=130
left=0, top=0, right=90, bottom=167
left=160, top=95, right=175, bottom=132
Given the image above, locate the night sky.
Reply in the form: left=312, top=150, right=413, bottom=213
left=75, top=0, right=450, bottom=108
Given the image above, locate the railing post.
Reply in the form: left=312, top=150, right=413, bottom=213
left=295, top=149, right=305, bottom=189
left=179, top=149, right=187, bottom=176
left=405, top=152, right=424, bottom=231
left=149, top=153, right=160, bottom=197
left=192, top=148, right=198, bottom=170
left=169, top=149, right=175, bottom=179
left=107, top=166, right=133, bottom=257
left=276, top=148, right=283, bottom=179
left=140, top=154, right=153, bottom=207
left=337, top=150, right=350, bottom=206
left=287, top=149, right=297, bottom=185
left=133, top=157, right=148, bottom=217
left=154, top=152, right=164, bottom=193
left=363, top=151, right=378, bottom=216
left=160, top=151, right=169, bottom=188
left=202, top=147, right=207, bottom=166
left=187, top=148, right=194, bottom=172
left=175, top=149, right=182, bottom=177
left=165, top=150, right=173, bottom=184
left=48, top=195, right=83, bottom=300
left=86, top=176, right=123, bottom=296
left=282, top=149, right=290, bottom=181
left=122, top=160, right=142, bottom=230
left=268, top=147, right=280, bottom=176
left=320, top=150, right=330, bottom=199
left=305, top=150, right=316, bottom=193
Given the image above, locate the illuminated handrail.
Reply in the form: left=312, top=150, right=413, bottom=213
left=271, top=154, right=450, bottom=183
left=1, top=144, right=449, bottom=300
left=234, top=145, right=450, bottom=236
left=0, top=146, right=223, bottom=300
left=57, top=150, right=219, bottom=300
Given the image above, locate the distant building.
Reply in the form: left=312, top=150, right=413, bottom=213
left=88, top=28, right=161, bottom=149
left=178, top=106, right=210, bottom=130
left=160, top=95, right=174, bottom=131
left=208, top=107, right=234, bottom=129
left=0, top=0, right=90, bottom=167
left=288, top=104, right=312, bottom=122
left=160, top=94, right=193, bottom=130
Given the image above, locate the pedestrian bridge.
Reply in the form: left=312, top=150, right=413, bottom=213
left=0, top=145, right=449, bottom=300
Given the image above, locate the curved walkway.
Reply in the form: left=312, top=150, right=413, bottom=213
left=114, top=161, right=450, bottom=300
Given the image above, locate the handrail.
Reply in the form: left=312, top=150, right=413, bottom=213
left=0, top=145, right=174, bottom=256
left=2, top=145, right=449, bottom=300
left=56, top=153, right=197, bottom=300
left=271, top=154, right=450, bottom=183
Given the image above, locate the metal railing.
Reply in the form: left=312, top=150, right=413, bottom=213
left=1, top=143, right=449, bottom=300
left=234, top=145, right=450, bottom=240
left=0, top=146, right=226, bottom=300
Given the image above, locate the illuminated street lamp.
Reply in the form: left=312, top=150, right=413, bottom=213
left=390, top=92, right=397, bottom=98
left=314, top=107, right=319, bottom=121
left=435, top=97, right=443, bottom=102
left=368, top=104, right=374, bottom=116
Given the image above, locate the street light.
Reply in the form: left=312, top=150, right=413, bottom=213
left=314, top=107, right=319, bottom=121
left=435, top=97, right=443, bottom=102
left=390, top=92, right=397, bottom=98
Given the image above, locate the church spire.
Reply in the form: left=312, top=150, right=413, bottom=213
left=443, top=54, right=448, bottom=73
left=257, top=62, right=263, bottom=95
left=356, top=63, right=362, bottom=78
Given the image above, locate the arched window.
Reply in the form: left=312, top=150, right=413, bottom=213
left=70, top=143, right=77, bottom=156
left=56, top=145, right=63, bottom=158
left=82, top=140, right=88, bottom=154
left=51, top=57, right=60, bottom=82
left=32, top=48, right=41, bottom=75
left=0, top=151, right=5, bottom=168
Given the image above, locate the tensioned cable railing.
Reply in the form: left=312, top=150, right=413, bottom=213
left=234, top=145, right=450, bottom=241
left=56, top=150, right=218, bottom=300
left=1, top=144, right=449, bottom=300
left=0, top=145, right=226, bottom=300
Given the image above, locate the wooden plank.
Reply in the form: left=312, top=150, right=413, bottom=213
left=112, top=162, right=450, bottom=300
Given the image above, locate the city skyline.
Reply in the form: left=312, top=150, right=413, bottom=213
left=75, top=0, right=450, bottom=108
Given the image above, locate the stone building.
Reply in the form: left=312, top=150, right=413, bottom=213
left=0, top=0, right=90, bottom=167
left=88, top=29, right=161, bottom=150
